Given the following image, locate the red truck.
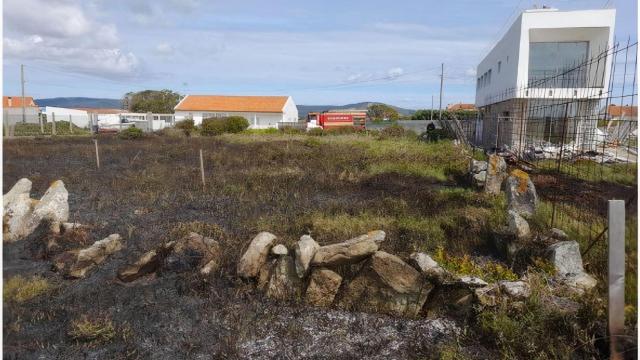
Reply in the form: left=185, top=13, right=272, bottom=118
left=307, top=111, right=367, bottom=130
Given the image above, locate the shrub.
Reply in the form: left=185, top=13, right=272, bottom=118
left=307, top=127, right=324, bottom=136
left=279, top=126, right=304, bottom=135
left=243, top=128, right=279, bottom=134
left=324, top=126, right=360, bottom=135
left=118, top=126, right=144, bottom=139
left=378, top=124, right=406, bottom=139
left=175, top=119, right=195, bottom=136
left=201, top=116, right=249, bottom=136
left=225, top=116, right=250, bottom=133
left=420, top=128, right=455, bottom=142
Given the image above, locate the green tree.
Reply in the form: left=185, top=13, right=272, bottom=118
left=124, top=90, right=181, bottom=113
left=367, top=103, right=399, bottom=122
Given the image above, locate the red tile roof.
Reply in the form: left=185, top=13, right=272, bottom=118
left=447, top=103, right=476, bottom=111
left=175, top=95, right=288, bottom=113
left=3, top=96, right=38, bottom=108
left=607, top=104, right=637, bottom=118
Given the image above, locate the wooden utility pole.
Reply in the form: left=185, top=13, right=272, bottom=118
left=51, top=112, right=56, bottom=136
left=69, top=114, right=74, bottom=134
left=438, top=63, right=444, bottom=121
left=20, top=64, right=26, bottom=124
left=94, top=139, right=100, bottom=169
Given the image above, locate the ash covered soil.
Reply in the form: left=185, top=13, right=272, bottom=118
left=4, top=135, right=491, bottom=359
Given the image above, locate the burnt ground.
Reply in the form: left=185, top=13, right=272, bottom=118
left=532, top=172, right=637, bottom=218
left=3, top=135, right=490, bottom=359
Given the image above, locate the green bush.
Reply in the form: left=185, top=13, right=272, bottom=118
left=324, top=126, right=360, bottom=135
left=378, top=124, right=407, bottom=139
left=225, top=116, right=250, bottom=133
left=201, top=116, right=249, bottom=136
left=118, top=126, right=144, bottom=139
left=307, top=127, right=324, bottom=136
left=175, top=119, right=195, bottom=136
left=279, top=126, right=304, bottom=135
left=420, top=128, right=455, bottom=142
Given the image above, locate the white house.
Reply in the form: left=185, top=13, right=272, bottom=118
left=3, top=96, right=40, bottom=125
left=475, top=8, right=616, bottom=151
left=174, top=95, right=299, bottom=129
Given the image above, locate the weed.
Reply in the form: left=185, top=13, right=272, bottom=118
left=3, top=275, right=54, bottom=303
left=68, top=315, right=117, bottom=343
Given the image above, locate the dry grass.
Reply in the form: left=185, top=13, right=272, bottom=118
left=3, top=275, right=54, bottom=303
left=68, top=315, right=117, bottom=343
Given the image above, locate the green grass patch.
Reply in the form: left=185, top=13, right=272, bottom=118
left=12, top=121, right=90, bottom=137
left=3, top=275, right=54, bottom=303
left=537, top=159, right=637, bottom=186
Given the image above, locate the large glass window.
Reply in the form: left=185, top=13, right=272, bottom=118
left=528, top=41, right=588, bottom=88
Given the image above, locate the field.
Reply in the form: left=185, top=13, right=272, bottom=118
left=2, top=132, right=637, bottom=358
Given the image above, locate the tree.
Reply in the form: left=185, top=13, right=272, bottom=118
left=124, top=90, right=181, bottom=113
left=367, top=103, right=399, bottom=122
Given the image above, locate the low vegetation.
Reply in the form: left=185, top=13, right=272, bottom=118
left=3, top=275, right=54, bottom=303
left=201, top=116, right=250, bottom=136
left=2, top=130, right=635, bottom=358
left=117, top=126, right=144, bottom=139
left=68, top=315, right=117, bottom=343
left=12, top=121, right=90, bottom=137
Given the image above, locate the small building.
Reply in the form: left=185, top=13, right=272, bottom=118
left=3, top=96, right=40, bottom=124
left=475, top=8, right=616, bottom=152
left=174, top=95, right=299, bottom=129
left=606, top=104, right=637, bottom=121
left=446, top=103, right=477, bottom=111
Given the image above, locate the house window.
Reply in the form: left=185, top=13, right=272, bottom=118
left=487, top=69, right=492, bottom=85
left=528, top=41, right=589, bottom=87
left=498, top=61, right=502, bottom=73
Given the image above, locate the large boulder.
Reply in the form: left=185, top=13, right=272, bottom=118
left=547, top=241, right=597, bottom=292
left=294, top=235, right=320, bottom=278
left=484, top=154, right=507, bottom=195
left=311, top=231, right=385, bottom=267
left=32, top=180, right=69, bottom=233
left=338, top=251, right=433, bottom=317
left=506, top=210, right=531, bottom=240
left=3, top=179, right=36, bottom=242
left=266, top=254, right=302, bottom=301
left=505, top=169, right=538, bottom=217
left=3, top=178, right=32, bottom=206
left=164, top=232, right=221, bottom=273
left=54, top=234, right=122, bottom=279
left=305, top=268, right=342, bottom=307
left=237, top=232, right=277, bottom=279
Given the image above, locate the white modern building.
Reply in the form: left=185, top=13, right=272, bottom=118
left=174, top=95, right=299, bottom=128
left=474, top=8, right=616, bottom=151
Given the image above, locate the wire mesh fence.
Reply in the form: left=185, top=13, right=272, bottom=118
left=461, top=39, right=637, bottom=259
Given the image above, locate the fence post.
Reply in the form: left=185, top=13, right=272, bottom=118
left=608, top=199, right=625, bottom=360
left=199, top=149, right=206, bottom=190
left=94, top=139, right=100, bottom=169
left=52, top=112, right=56, bottom=136
left=3, top=109, right=10, bottom=138
left=69, top=114, right=74, bottom=134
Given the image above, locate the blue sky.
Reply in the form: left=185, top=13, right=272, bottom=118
left=2, top=0, right=637, bottom=108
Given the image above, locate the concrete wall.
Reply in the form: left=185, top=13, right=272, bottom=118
left=476, top=8, right=616, bottom=107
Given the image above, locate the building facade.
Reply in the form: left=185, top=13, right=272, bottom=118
left=475, top=8, right=616, bottom=152
left=3, top=96, right=40, bottom=125
left=174, top=95, right=298, bottom=129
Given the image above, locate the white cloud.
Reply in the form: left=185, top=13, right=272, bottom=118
left=3, top=0, right=141, bottom=78
left=465, top=68, right=477, bottom=77
left=154, top=42, right=175, bottom=55
left=387, top=67, right=404, bottom=78
left=4, top=0, right=91, bottom=38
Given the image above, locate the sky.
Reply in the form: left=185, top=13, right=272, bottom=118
left=2, top=0, right=638, bottom=109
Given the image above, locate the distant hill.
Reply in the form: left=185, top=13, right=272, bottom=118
left=298, top=102, right=415, bottom=118
left=35, top=97, right=122, bottom=109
